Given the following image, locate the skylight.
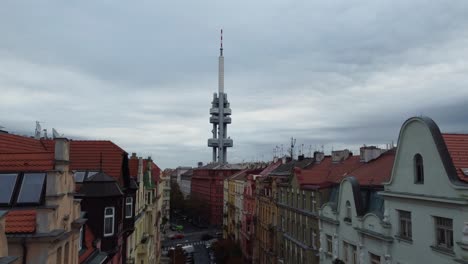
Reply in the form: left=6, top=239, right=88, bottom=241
left=17, top=173, right=46, bottom=204
left=74, top=171, right=86, bottom=183
left=0, top=174, right=18, bottom=205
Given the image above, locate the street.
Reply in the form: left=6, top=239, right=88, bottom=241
left=161, top=217, right=219, bottom=263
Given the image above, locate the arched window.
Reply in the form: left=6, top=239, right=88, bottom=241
left=414, top=154, right=424, bottom=184
left=345, top=201, right=352, bottom=222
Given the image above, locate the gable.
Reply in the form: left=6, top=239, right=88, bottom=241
left=386, top=117, right=468, bottom=198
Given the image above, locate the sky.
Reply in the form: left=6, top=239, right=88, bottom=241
left=1, top=1, right=468, bottom=169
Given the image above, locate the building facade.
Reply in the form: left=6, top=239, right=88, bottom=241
left=0, top=135, right=84, bottom=264
left=180, top=169, right=193, bottom=199
left=381, top=117, right=468, bottom=264
left=192, top=163, right=242, bottom=226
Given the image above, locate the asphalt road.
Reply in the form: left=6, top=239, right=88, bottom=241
left=161, top=217, right=219, bottom=263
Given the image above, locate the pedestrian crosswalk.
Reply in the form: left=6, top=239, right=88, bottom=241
left=162, top=240, right=211, bottom=251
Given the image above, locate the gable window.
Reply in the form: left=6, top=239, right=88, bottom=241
left=414, top=154, right=424, bottom=184
left=345, top=201, right=352, bottom=222
left=398, top=210, right=412, bottom=239
left=125, top=197, right=133, bottom=218
left=434, top=216, right=453, bottom=250
left=104, top=207, right=115, bottom=237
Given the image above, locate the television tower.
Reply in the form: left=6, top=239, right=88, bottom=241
left=208, top=29, right=233, bottom=164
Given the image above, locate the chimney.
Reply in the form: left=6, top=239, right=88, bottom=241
left=298, top=154, right=305, bottom=161
left=54, top=137, right=69, bottom=171
left=198, top=162, right=203, bottom=168
left=314, top=151, right=324, bottom=164
left=282, top=156, right=287, bottom=164
left=138, top=157, right=143, bottom=182
left=131, top=153, right=137, bottom=159
left=332, top=149, right=351, bottom=163
left=360, top=146, right=383, bottom=163
left=54, top=138, right=69, bottom=163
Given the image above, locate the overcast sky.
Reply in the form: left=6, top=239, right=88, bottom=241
left=1, top=1, right=468, bottom=168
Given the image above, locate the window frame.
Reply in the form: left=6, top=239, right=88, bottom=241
left=103, top=207, right=115, bottom=237
left=434, top=216, right=453, bottom=250
left=78, top=226, right=84, bottom=251
left=414, top=154, right=424, bottom=184
left=326, top=234, right=333, bottom=254
left=125, top=197, right=133, bottom=218
left=398, top=210, right=412, bottom=240
left=369, top=253, right=381, bottom=264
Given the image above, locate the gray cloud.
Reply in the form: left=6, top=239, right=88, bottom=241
left=1, top=1, right=468, bottom=168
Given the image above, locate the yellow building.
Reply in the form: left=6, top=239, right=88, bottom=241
left=127, top=155, right=162, bottom=264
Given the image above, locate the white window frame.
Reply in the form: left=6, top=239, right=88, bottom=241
left=434, top=216, right=453, bottom=249
left=125, top=197, right=133, bottom=218
left=104, top=207, right=115, bottom=237
left=398, top=210, right=412, bottom=239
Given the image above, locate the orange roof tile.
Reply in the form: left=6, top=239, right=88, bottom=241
left=443, top=134, right=468, bottom=182
left=0, top=152, right=54, bottom=172
left=348, top=150, right=395, bottom=185
left=0, top=134, right=48, bottom=153
left=5, top=210, right=36, bottom=233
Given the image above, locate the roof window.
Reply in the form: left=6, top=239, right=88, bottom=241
left=0, top=172, right=46, bottom=206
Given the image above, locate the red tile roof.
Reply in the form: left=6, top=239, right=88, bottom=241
left=151, top=162, right=161, bottom=184
left=0, top=134, right=48, bottom=153
left=348, top=150, right=395, bottom=185
left=443, top=134, right=468, bottom=182
left=296, top=156, right=363, bottom=186
left=5, top=210, right=37, bottom=233
left=0, top=152, right=54, bottom=172
left=296, top=151, right=396, bottom=187
left=259, top=160, right=282, bottom=176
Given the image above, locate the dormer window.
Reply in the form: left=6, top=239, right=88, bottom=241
left=104, top=207, right=115, bottom=237
left=125, top=197, right=133, bottom=218
left=414, top=154, right=424, bottom=184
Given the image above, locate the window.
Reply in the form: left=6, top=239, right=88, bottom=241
left=302, top=192, right=306, bottom=209
left=398, top=210, right=412, bottom=239
left=345, top=201, right=352, bottom=222
left=310, top=192, right=316, bottom=212
left=125, top=197, right=133, bottom=218
left=64, top=242, right=69, bottom=264
left=0, top=173, right=18, bottom=205
left=104, top=207, right=115, bottom=237
left=78, top=226, right=84, bottom=251
left=414, top=154, right=424, bottom=184
left=370, top=253, right=381, bottom=264
left=17, top=173, right=46, bottom=204
left=74, top=171, right=86, bottom=183
left=56, top=246, right=62, bottom=264
left=326, top=235, right=333, bottom=254
left=343, top=241, right=349, bottom=262
left=350, top=244, right=357, bottom=264
left=310, top=229, right=316, bottom=249
left=434, top=217, right=453, bottom=250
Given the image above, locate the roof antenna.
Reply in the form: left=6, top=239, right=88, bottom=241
left=35, top=121, right=42, bottom=139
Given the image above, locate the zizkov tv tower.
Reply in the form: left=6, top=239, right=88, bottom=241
left=208, top=29, right=233, bottom=164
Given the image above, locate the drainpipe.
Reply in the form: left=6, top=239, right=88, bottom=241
left=22, top=238, right=27, bottom=264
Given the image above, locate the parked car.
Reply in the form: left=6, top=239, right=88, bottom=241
left=174, top=234, right=185, bottom=239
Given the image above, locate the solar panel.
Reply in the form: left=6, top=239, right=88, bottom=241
left=17, top=173, right=46, bottom=204
left=74, top=171, right=86, bottom=183
left=0, top=174, right=18, bottom=205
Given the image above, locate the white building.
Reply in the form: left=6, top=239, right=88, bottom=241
left=319, top=149, right=395, bottom=264
left=381, top=116, right=468, bottom=264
